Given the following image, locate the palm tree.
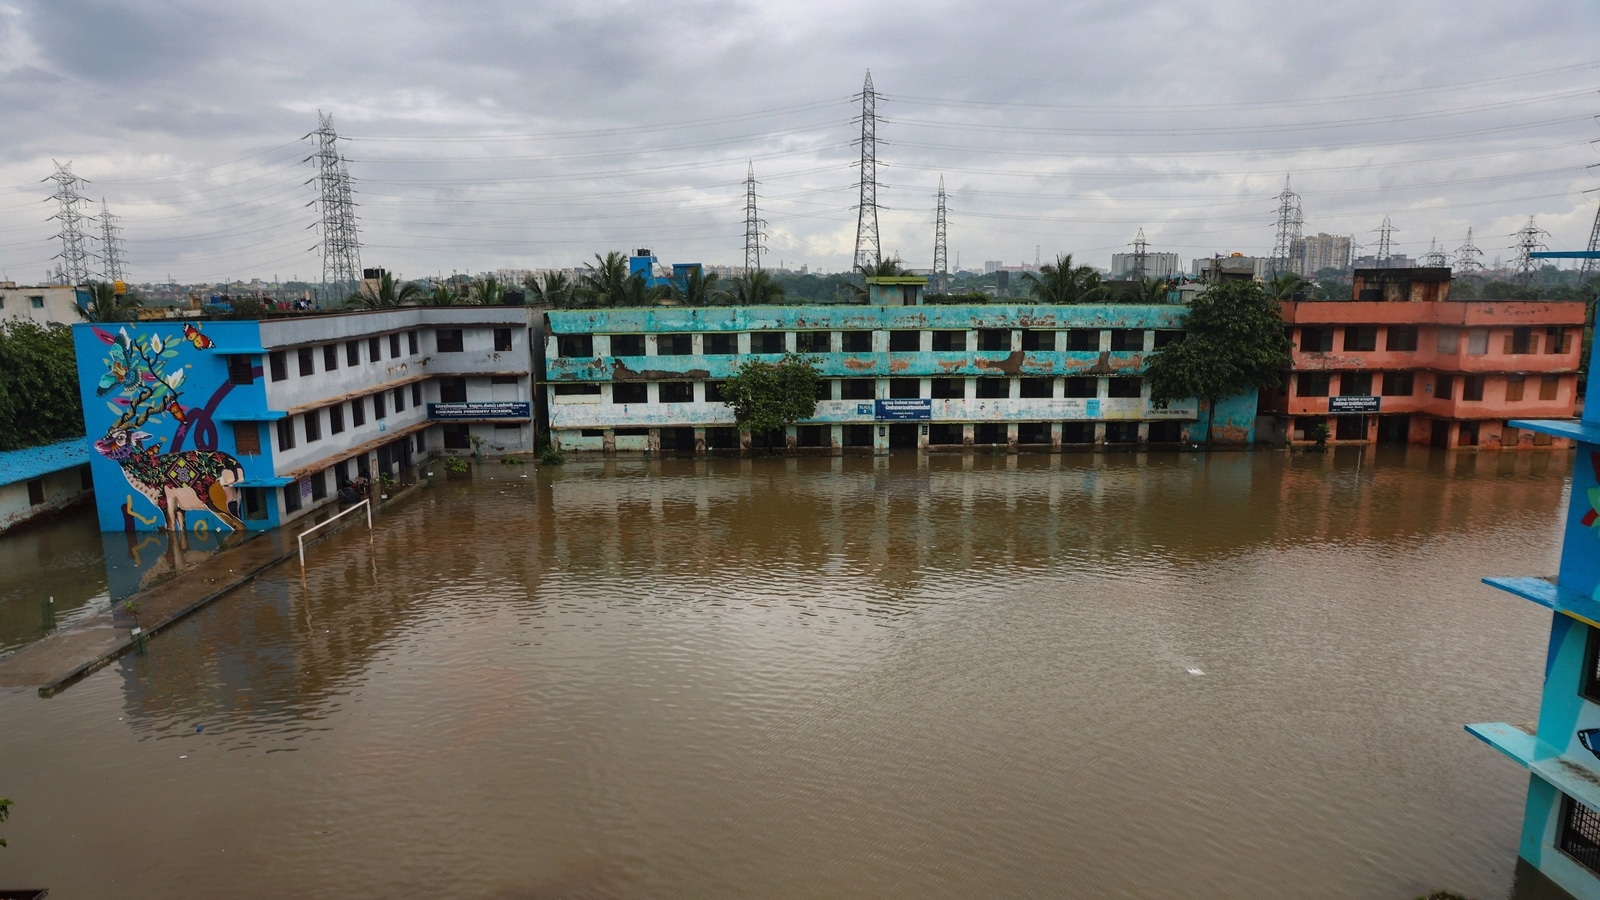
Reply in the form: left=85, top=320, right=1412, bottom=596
left=346, top=271, right=423, bottom=309
left=1135, top=277, right=1174, bottom=305
left=466, top=276, right=504, bottom=306
left=575, top=251, right=633, bottom=308
left=1267, top=272, right=1311, bottom=302
left=856, top=257, right=910, bottom=278
left=671, top=267, right=721, bottom=306
left=522, top=270, right=573, bottom=308
left=721, top=270, right=787, bottom=306
left=420, top=283, right=460, bottom=306
left=78, top=281, right=143, bottom=322
left=1023, top=253, right=1106, bottom=304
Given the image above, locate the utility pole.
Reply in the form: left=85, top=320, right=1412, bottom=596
left=1131, top=228, right=1149, bottom=280
left=45, top=161, right=93, bottom=286
left=98, top=199, right=126, bottom=283
left=1454, top=228, right=1483, bottom=275
left=933, top=175, right=948, bottom=292
left=1373, top=217, right=1395, bottom=268
left=1270, top=175, right=1303, bottom=278
left=852, top=71, right=881, bottom=271
left=305, top=112, right=362, bottom=299
left=743, top=161, right=764, bottom=274
left=1513, top=217, right=1550, bottom=283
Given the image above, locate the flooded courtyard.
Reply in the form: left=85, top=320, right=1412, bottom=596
left=0, top=448, right=1573, bottom=897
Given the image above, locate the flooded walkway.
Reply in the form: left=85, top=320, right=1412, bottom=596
left=0, top=448, right=1574, bottom=897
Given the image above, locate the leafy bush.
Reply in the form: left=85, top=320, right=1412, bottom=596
left=717, top=353, right=821, bottom=435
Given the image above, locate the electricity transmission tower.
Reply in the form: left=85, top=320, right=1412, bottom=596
left=932, top=176, right=948, bottom=291
left=743, top=161, right=765, bottom=273
left=1421, top=238, right=1447, bottom=268
left=1512, top=217, right=1550, bottom=282
left=852, top=71, right=881, bottom=271
left=98, top=199, right=126, bottom=283
left=46, top=161, right=93, bottom=286
left=1454, top=228, right=1483, bottom=275
left=1372, top=217, right=1395, bottom=268
left=1131, top=228, right=1149, bottom=279
left=305, top=112, right=362, bottom=296
left=1270, top=176, right=1303, bottom=277
left=1583, top=201, right=1600, bottom=277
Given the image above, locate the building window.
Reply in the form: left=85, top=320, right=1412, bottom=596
left=889, top=378, right=922, bottom=399
left=1300, top=327, right=1333, bottom=352
left=841, top=379, right=874, bottom=400
left=1067, top=330, right=1100, bottom=352
left=29, top=296, right=43, bottom=309
left=1542, top=375, right=1561, bottom=401
left=1385, top=326, right=1419, bottom=352
left=373, top=392, right=387, bottom=419
left=1548, top=327, right=1572, bottom=355
left=1340, top=372, right=1373, bottom=396
left=557, top=334, right=593, bottom=357
left=659, top=382, right=693, bottom=403
left=393, top=388, right=405, bottom=412
left=494, top=328, right=513, bottom=352
left=1435, top=374, right=1454, bottom=400
left=1107, top=377, right=1142, bottom=398
left=841, top=331, right=872, bottom=352
left=553, top=383, right=600, bottom=398
left=27, top=478, right=44, bottom=506
left=1505, top=375, right=1525, bottom=402
left=228, top=355, right=255, bottom=385
left=931, top=378, right=964, bottom=399
left=1297, top=372, right=1330, bottom=397
left=1342, top=326, right=1377, bottom=352
left=439, top=378, right=467, bottom=403
left=368, top=336, right=381, bottom=361
left=412, top=383, right=422, bottom=406
left=408, top=331, right=419, bottom=355
left=704, top=381, right=725, bottom=403
left=613, top=383, right=647, bottom=404
left=1467, top=328, right=1489, bottom=356
left=975, top=378, right=1008, bottom=399
left=1381, top=372, right=1414, bottom=396
left=389, top=333, right=401, bottom=358
left=1560, top=794, right=1600, bottom=877
left=1437, top=328, right=1459, bottom=354
left=282, top=484, right=302, bottom=514
left=310, top=471, right=328, bottom=501
left=415, top=432, right=426, bottom=453
left=233, top=422, right=261, bottom=455
left=611, top=334, right=646, bottom=355
left=704, top=333, right=736, bottom=355
left=346, top=340, right=360, bottom=366
left=298, top=347, right=315, bottom=377
left=269, top=351, right=287, bottom=382
left=658, top=333, right=692, bottom=355
left=436, top=329, right=464, bottom=353
left=1021, top=330, right=1055, bottom=351
left=1508, top=327, right=1534, bottom=355
left=888, top=330, right=920, bottom=352
left=1064, top=377, right=1096, bottom=398
left=1462, top=375, right=1485, bottom=402
left=323, top=344, right=339, bottom=372
left=933, top=330, right=968, bottom=352
left=304, top=411, right=321, bottom=443
left=329, top=404, right=345, bottom=434
left=1109, top=330, right=1144, bottom=352
left=277, top=418, right=295, bottom=451
left=1020, top=378, right=1053, bottom=398
left=796, top=331, right=830, bottom=353
left=977, top=329, right=1009, bottom=352
left=1153, top=330, right=1185, bottom=349
left=351, top=398, right=366, bottom=427
left=751, top=332, right=785, bottom=354
left=443, top=424, right=471, bottom=449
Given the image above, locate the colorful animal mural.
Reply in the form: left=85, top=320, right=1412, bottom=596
left=91, top=325, right=245, bottom=532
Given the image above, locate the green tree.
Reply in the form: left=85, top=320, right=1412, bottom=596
left=346, top=271, right=423, bottom=309
left=671, top=267, right=721, bottom=306
left=465, top=276, right=505, bottom=306
left=1142, top=279, right=1291, bottom=445
left=856, top=257, right=909, bottom=277
left=721, top=270, right=787, bottom=306
left=420, top=283, right=460, bottom=306
left=0, top=320, right=84, bottom=451
left=78, top=281, right=143, bottom=322
left=1022, top=253, right=1106, bottom=304
left=522, top=270, right=574, bottom=308
left=717, top=353, right=821, bottom=437
left=1266, top=272, right=1311, bottom=302
left=1134, top=277, right=1173, bottom=305
left=575, top=251, right=634, bottom=307
left=0, top=796, right=9, bottom=848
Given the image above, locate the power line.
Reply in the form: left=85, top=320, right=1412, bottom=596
left=853, top=70, right=881, bottom=271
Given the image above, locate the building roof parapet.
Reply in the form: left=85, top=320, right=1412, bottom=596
left=544, top=304, right=1188, bottom=334
left=0, top=437, right=89, bottom=486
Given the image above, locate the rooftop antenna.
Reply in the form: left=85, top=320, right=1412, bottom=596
left=933, top=175, right=948, bottom=292
left=852, top=71, right=882, bottom=271
left=743, top=161, right=765, bottom=274
left=1270, top=175, right=1303, bottom=278
left=98, top=199, right=126, bottom=283
left=45, top=161, right=93, bottom=286
left=305, top=112, right=362, bottom=297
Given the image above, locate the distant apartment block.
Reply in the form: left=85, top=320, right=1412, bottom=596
left=0, top=283, right=82, bottom=325
left=1192, top=254, right=1272, bottom=282
left=1261, top=267, right=1583, bottom=448
left=1291, top=233, right=1352, bottom=276
left=1109, top=252, right=1181, bottom=280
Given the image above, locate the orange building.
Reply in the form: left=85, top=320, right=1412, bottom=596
left=1263, top=268, right=1584, bottom=448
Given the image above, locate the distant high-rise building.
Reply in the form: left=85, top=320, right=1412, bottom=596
left=1110, top=252, right=1180, bottom=279
left=984, top=260, right=1004, bottom=275
left=1291, top=233, right=1352, bottom=276
left=1352, top=254, right=1413, bottom=270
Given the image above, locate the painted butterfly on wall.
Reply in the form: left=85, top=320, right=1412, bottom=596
left=182, top=323, right=214, bottom=350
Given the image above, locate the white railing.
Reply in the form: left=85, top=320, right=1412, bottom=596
left=298, top=499, right=372, bottom=570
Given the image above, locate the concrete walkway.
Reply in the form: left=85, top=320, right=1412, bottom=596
left=0, top=483, right=422, bottom=697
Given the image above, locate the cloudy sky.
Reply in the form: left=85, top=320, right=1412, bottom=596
left=0, top=0, right=1596, bottom=284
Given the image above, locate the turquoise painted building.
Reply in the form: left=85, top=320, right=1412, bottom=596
left=543, top=302, right=1257, bottom=454
left=1469, top=339, right=1600, bottom=897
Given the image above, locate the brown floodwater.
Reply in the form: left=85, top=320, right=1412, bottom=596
left=0, top=447, right=1574, bottom=898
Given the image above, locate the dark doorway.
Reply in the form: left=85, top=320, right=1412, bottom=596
left=974, top=423, right=1004, bottom=444
left=888, top=424, right=918, bottom=449
left=1335, top=415, right=1365, bottom=441
left=1147, top=421, right=1182, bottom=443
left=843, top=425, right=874, bottom=448
left=1377, top=415, right=1410, bottom=444
left=929, top=423, right=963, bottom=445
left=660, top=427, right=695, bottom=452
left=1430, top=419, right=1452, bottom=448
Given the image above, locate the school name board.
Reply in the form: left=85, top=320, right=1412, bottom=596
left=869, top=399, right=933, bottom=421
left=427, top=402, right=531, bottom=420
left=1328, top=396, right=1381, bottom=414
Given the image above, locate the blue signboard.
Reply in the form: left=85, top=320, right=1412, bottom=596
left=1328, top=395, right=1380, bottom=414
left=874, top=399, right=932, bottom=421
left=428, top=401, right=531, bottom=420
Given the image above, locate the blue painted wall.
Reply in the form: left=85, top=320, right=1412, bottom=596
left=73, top=321, right=278, bottom=533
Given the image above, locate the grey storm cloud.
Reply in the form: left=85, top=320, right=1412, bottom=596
left=0, top=0, right=1595, bottom=283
